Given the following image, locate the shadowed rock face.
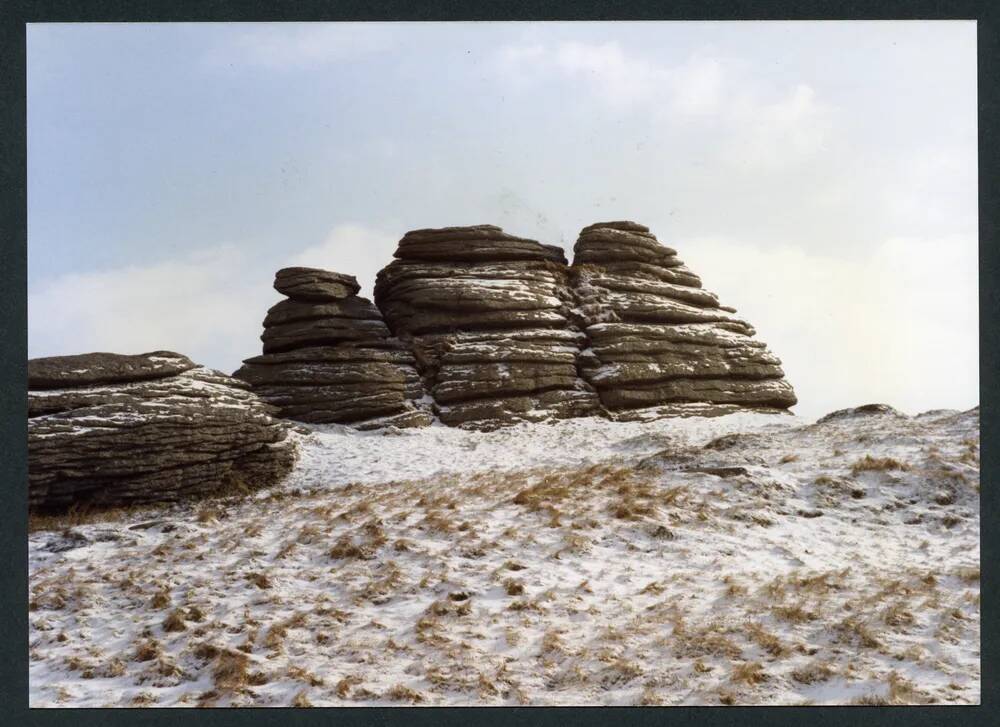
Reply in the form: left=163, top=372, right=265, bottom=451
left=375, top=225, right=601, bottom=430
left=234, top=267, right=432, bottom=429
left=28, top=351, right=296, bottom=510
left=570, top=221, right=797, bottom=418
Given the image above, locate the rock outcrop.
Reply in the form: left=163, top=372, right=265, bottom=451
left=234, top=267, right=431, bottom=429
left=570, top=221, right=797, bottom=418
left=374, top=226, right=601, bottom=429
left=232, top=223, right=795, bottom=430
left=28, top=351, right=296, bottom=510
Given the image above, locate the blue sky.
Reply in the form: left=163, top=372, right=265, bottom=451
left=27, top=21, right=978, bottom=419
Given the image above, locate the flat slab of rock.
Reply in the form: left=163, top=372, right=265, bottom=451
left=29, top=352, right=296, bottom=510
left=274, top=267, right=361, bottom=301
left=394, top=225, right=567, bottom=263
left=28, top=350, right=197, bottom=389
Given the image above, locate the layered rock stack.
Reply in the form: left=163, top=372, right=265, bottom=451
left=234, top=267, right=432, bottom=429
left=28, top=351, right=296, bottom=510
left=570, top=221, right=797, bottom=418
left=374, top=225, right=602, bottom=429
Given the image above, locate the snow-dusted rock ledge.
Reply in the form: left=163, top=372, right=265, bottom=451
left=28, top=351, right=297, bottom=510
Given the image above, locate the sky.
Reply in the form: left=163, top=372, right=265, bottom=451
left=26, top=21, right=978, bottom=420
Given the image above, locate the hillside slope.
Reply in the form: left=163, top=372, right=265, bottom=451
left=28, top=406, right=980, bottom=706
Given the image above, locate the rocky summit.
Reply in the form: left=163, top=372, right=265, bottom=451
left=236, top=222, right=796, bottom=430
left=571, top=221, right=797, bottom=419
left=28, top=351, right=296, bottom=510
left=234, top=267, right=432, bottom=429
left=374, top=225, right=602, bottom=429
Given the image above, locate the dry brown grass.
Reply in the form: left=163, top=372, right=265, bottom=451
left=330, top=519, right=388, bottom=560
left=150, top=589, right=171, bottom=610
left=192, top=641, right=220, bottom=661
left=504, top=579, right=525, bottom=596
left=834, top=616, right=883, bottom=650
left=263, top=622, right=288, bottom=652
left=638, top=686, right=663, bottom=706
left=851, top=455, right=910, bottom=475
left=186, top=605, right=206, bottom=622
left=162, top=609, right=187, bottom=633
left=882, top=602, right=916, bottom=629
left=673, top=621, right=743, bottom=660
left=745, top=622, right=787, bottom=657
left=790, top=661, right=835, bottom=684
left=133, top=639, right=162, bottom=663
left=329, top=536, right=365, bottom=560
left=513, top=474, right=576, bottom=512
left=246, top=572, right=272, bottom=589
left=212, top=650, right=250, bottom=690
left=28, top=501, right=152, bottom=533
left=336, top=675, right=363, bottom=699
left=600, top=659, right=643, bottom=687
left=725, top=581, right=748, bottom=598
left=772, top=604, right=817, bottom=624
left=731, top=661, right=768, bottom=685
left=28, top=468, right=276, bottom=534
left=886, top=671, right=925, bottom=704
left=852, top=692, right=890, bottom=706
left=540, top=629, right=566, bottom=655
left=195, top=507, right=218, bottom=524
left=386, top=684, right=425, bottom=703
left=287, top=665, right=324, bottom=687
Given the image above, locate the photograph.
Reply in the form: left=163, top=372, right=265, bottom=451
left=24, top=19, right=979, bottom=707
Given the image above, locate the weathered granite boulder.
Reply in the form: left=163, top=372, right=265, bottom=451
left=235, top=267, right=431, bottom=429
left=375, top=225, right=601, bottom=429
left=571, top=222, right=797, bottom=418
left=28, top=351, right=296, bottom=510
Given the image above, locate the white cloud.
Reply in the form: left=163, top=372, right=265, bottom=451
left=496, top=40, right=725, bottom=113
left=551, top=41, right=661, bottom=107
left=202, top=23, right=393, bottom=71
left=679, top=234, right=979, bottom=420
left=723, top=83, right=832, bottom=167
left=28, top=223, right=402, bottom=374
left=663, top=53, right=726, bottom=115
left=28, top=245, right=274, bottom=373
left=493, top=40, right=831, bottom=166
left=288, top=223, right=400, bottom=299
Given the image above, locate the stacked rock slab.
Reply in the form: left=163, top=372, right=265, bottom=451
left=375, top=225, right=602, bottom=429
left=571, top=221, right=797, bottom=418
left=234, top=267, right=431, bottom=429
left=28, top=351, right=296, bottom=510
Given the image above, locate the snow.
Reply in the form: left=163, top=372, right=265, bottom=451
left=28, top=407, right=980, bottom=707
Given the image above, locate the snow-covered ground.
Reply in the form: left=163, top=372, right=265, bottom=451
left=28, top=406, right=980, bottom=707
